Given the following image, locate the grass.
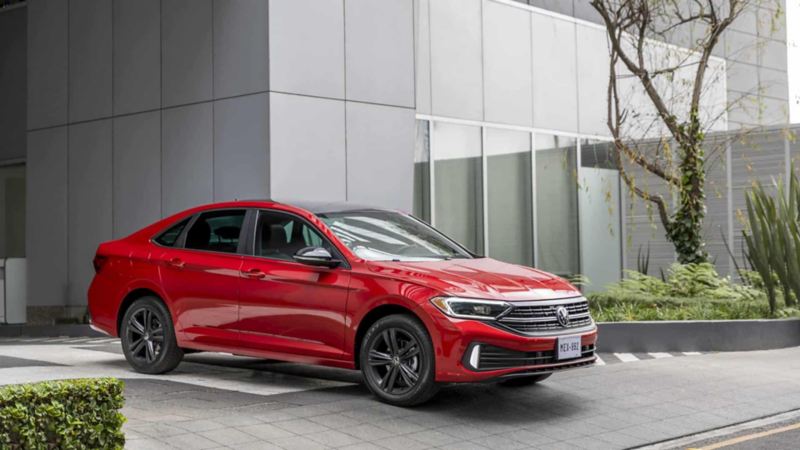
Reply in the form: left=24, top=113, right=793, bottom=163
left=587, top=292, right=800, bottom=322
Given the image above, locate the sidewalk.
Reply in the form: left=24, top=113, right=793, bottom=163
left=1, top=338, right=799, bottom=449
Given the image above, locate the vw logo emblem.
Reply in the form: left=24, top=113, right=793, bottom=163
left=555, top=306, right=570, bottom=327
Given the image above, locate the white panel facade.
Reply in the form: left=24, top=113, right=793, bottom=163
left=576, top=23, right=610, bottom=136
left=531, top=12, right=578, bottom=132
left=162, top=103, right=214, bottom=215
left=113, top=0, right=161, bottom=115
left=162, top=0, right=213, bottom=107
left=269, top=93, right=347, bottom=202
left=113, top=111, right=162, bottom=238
left=26, top=127, right=68, bottom=307
left=269, top=0, right=345, bottom=99
left=414, top=0, right=432, bottom=114
left=429, top=0, right=483, bottom=120
left=483, top=0, right=532, bottom=127
left=27, top=0, right=68, bottom=129
left=213, top=0, right=269, bottom=99
left=68, top=0, right=112, bottom=122
left=67, top=120, right=113, bottom=305
left=345, top=0, right=415, bottom=107
left=213, top=93, right=270, bottom=202
left=346, top=102, right=416, bottom=210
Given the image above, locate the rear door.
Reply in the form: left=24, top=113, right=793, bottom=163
left=155, top=209, right=247, bottom=349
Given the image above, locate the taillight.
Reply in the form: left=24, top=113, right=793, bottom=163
left=93, top=255, right=108, bottom=274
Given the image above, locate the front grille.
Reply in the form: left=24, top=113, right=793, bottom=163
left=497, top=297, right=592, bottom=334
left=477, top=344, right=595, bottom=370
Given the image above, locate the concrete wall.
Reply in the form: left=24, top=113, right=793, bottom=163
left=24, top=0, right=415, bottom=310
left=0, top=6, right=27, bottom=162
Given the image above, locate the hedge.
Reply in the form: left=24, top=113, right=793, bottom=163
left=0, top=378, right=126, bottom=450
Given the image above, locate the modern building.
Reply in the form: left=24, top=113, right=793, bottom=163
left=0, top=0, right=794, bottom=322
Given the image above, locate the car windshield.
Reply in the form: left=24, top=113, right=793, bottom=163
left=318, top=210, right=473, bottom=262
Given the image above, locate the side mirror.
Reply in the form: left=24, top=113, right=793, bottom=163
left=293, top=246, right=341, bottom=268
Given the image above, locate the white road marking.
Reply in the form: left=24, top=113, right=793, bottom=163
left=614, top=353, right=640, bottom=363
left=594, top=356, right=606, bottom=366
left=648, top=352, right=673, bottom=359
left=0, top=344, right=350, bottom=397
left=683, top=351, right=702, bottom=356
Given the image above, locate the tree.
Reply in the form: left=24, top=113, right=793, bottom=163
left=590, top=0, right=774, bottom=264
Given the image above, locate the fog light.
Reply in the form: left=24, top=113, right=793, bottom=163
left=469, top=344, right=481, bottom=369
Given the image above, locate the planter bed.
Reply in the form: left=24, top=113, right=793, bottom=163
left=596, top=318, right=800, bottom=353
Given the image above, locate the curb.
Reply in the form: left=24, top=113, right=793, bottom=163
left=597, top=318, right=800, bottom=352
left=0, top=324, right=105, bottom=338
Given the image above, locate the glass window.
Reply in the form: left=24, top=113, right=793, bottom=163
left=256, top=210, right=332, bottom=261
left=319, top=210, right=472, bottom=261
left=154, top=217, right=191, bottom=247
left=535, top=134, right=580, bottom=277
left=486, top=128, right=533, bottom=266
left=579, top=139, right=622, bottom=292
left=184, top=210, right=246, bottom=253
left=413, top=120, right=431, bottom=223
left=432, top=122, right=484, bottom=254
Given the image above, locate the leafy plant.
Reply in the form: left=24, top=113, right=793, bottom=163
left=604, top=262, right=761, bottom=302
left=0, top=378, right=126, bottom=450
left=636, top=243, right=650, bottom=275
left=743, top=168, right=800, bottom=314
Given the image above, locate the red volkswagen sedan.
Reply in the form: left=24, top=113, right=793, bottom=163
left=88, top=200, right=597, bottom=406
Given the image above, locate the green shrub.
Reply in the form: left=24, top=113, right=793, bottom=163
left=0, top=378, right=126, bottom=450
left=586, top=292, right=786, bottom=322
left=605, top=263, right=762, bottom=301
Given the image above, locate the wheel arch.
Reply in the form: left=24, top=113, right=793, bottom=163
left=116, top=287, right=168, bottom=336
left=353, top=303, right=429, bottom=370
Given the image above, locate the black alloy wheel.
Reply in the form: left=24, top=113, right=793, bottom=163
left=121, top=296, right=183, bottom=374
left=360, top=314, right=439, bottom=406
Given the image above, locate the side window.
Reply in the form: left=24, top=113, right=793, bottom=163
left=154, top=218, right=191, bottom=247
left=256, top=211, right=331, bottom=261
left=184, top=210, right=246, bottom=254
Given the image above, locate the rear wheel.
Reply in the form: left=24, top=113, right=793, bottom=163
left=359, top=314, right=439, bottom=406
left=120, top=296, right=183, bottom=374
left=499, top=373, right=552, bottom=387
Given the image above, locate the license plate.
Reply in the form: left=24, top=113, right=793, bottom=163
left=557, top=335, right=582, bottom=360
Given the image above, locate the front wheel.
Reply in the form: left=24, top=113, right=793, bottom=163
left=359, top=314, right=439, bottom=406
left=120, top=296, right=183, bottom=374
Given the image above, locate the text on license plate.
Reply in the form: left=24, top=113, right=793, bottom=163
left=557, top=335, right=582, bottom=360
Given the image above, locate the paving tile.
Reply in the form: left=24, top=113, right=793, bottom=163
left=341, top=423, right=396, bottom=441
left=173, top=419, right=229, bottom=433
left=199, top=427, right=259, bottom=446
left=123, top=437, right=174, bottom=450
left=270, top=435, right=330, bottom=450
left=407, top=429, right=461, bottom=446
left=161, top=432, right=220, bottom=449
left=238, top=423, right=295, bottom=440
left=305, top=429, right=364, bottom=447
left=273, top=417, right=331, bottom=435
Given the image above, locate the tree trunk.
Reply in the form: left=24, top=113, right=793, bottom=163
left=666, top=114, right=709, bottom=264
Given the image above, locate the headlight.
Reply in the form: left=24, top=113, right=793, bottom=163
left=430, top=297, right=511, bottom=320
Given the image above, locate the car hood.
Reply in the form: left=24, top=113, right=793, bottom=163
left=366, top=257, right=580, bottom=301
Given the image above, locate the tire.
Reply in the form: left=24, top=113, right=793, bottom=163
left=120, top=296, right=183, bottom=374
left=359, top=314, right=439, bottom=406
left=499, top=373, right=552, bottom=387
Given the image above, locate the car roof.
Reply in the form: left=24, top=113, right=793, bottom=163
left=253, top=199, right=394, bottom=215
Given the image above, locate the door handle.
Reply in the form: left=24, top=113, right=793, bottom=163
left=242, top=268, right=266, bottom=279
left=167, top=258, right=185, bottom=269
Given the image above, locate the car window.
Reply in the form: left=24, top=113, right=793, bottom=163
left=184, top=210, right=246, bottom=254
left=154, top=217, right=191, bottom=247
left=318, top=210, right=472, bottom=261
left=256, top=211, right=332, bottom=261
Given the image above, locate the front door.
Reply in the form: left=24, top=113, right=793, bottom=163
left=157, top=209, right=247, bottom=349
left=238, top=209, right=351, bottom=361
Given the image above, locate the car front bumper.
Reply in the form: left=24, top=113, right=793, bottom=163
left=416, top=301, right=598, bottom=383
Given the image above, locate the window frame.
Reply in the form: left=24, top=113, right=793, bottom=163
left=156, top=208, right=251, bottom=256
left=151, top=215, right=193, bottom=249
left=246, top=208, right=350, bottom=269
